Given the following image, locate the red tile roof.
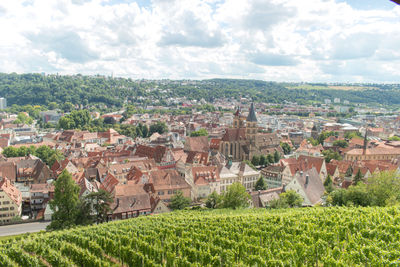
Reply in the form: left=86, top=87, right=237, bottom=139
left=184, top=136, right=209, bottom=152
left=221, top=128, right=246, bottom=142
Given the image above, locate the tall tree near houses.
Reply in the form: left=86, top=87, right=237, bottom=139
left=345, top=165, right=353, bottom=178
left=259, top=155, right=266, bottom=166
left=251, top=155, right=260, bottom=166
left=353, top=169, right=364, bottom=185
left=274, top=150, right=280, bottom=163
left=255, top=177, right=267, bottom=191
left=222, top=182, right=250, bottom=209
left=84, top=189, right=113, bottom=224
left=47, top=169, right=81, bottom=230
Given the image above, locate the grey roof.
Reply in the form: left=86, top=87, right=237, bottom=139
left=294, top=168, right=324, bottom=205
left=246, top=103, right=257, bottom=122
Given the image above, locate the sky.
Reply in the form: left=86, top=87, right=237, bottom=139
left=0, top=0, right=400, bottom=82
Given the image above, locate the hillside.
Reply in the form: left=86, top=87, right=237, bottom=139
left=1, top=207, right=399, bottom=266
left=1, top=73, right=400, bottom=108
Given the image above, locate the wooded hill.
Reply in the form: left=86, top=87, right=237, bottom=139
left=1, top=73, right=399, bottom=108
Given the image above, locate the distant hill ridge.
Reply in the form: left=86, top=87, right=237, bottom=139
left=0, top=73, right=399, bottom=107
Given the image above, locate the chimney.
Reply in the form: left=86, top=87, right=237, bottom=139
left=300, top=171, right=303, bottom=177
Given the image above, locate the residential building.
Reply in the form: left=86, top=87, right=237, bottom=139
left=285, top=168, right=325, bottom=206
left=0, top=176, right=22, bottom=223
left=261, top=165, right=284, bottom=189
left=219, top=161, right=260, bottom=192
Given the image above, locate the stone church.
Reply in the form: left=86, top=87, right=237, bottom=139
left=220, top=103, right=282, bottom=161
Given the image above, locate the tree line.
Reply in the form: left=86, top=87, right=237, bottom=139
left=1, top=73, right=400, bottom=109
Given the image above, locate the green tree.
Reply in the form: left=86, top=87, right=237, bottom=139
left=149, top=121, right=168, bottom=135
left=16, top=112, right=33, bottom=125
left=2, top=147, right=18, bottom=157
left=58, top=116, right=75, bottom=129
left=251, top=155, right=260, bottom=166
left=280, top=142, right=291, bottom=155
left=190, top=128, right=208, bottom=137
left=280, top=190, right=303, bottom=208
left=345, top=131, right=362, bottom=139
left=329, top=189, right=347, bottom=206
left=84, top=189, right=113, bottom=224
left=270, top=190, right=303, bottom=209
left=34, top=145, right=63, bottom=166
left=333, top=140, right=348, bottom=148
left=366, top=171, right=400, bottom=206
left=345, top=184, right=371, bottom=207
left=259, top=155, right=266, bottom=166
left=324, top=175, right=334, bottom=193
left=273, top=151, right=280, bottom=163
left=322, top=149, right=342, bottom=163
left=221, top=183, right=250, bottom=209
left=345, top=165, right=353, bottom=178
left=353, top=169, right=364, bottom=185
left=48, top=102, right=58, bottom=110
left=255, top=177, right=267, bottom=191
left=169, top=191, right=191, bottom=210
left=267, top=154, right=274, bottom=164
left=388, top=136, right=400, bottom=141
left=47, top=170, right=81, bottom=230
left=62, top=102, right=75, bottom=113
left=205, top=191, right=222, bottom=209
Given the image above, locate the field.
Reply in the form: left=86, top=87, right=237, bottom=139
left=1, top=207, right=400, bottom=266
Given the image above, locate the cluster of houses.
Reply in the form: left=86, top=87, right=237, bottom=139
left=1, top=102, right=400, bottom=224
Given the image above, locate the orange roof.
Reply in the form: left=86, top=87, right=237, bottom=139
left=0, top=177, right=22, bottom=206
left=209, top=138, right=221, bottom=149
left=191, top=166, right=220, bottom=185
left=101, top=172, right=119, bottom=193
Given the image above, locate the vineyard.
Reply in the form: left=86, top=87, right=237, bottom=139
left=1, top=207, right=400, bottom=266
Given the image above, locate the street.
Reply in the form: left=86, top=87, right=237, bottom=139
left=0, top=221, right=50, bottom=237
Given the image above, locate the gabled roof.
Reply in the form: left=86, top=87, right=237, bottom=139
left=186, top=151, right=208, bottom=165
left=184, top=136, right=209, bottom=152
left=251, top=187, right=283, bottom=208
left=0, top=177, right=22, bottom=206
left=100, top=172, right=119, bottom=193
left=148, top=169, right=191, bottom=191
left=111, top=194, right=151, bottom=214
left=191, top=166, right=220, bottom=185
left=114, top=181, right=147, bottom=197
left=293, top=168, right=324, bottom=205
left=221, top=128, right=246, bottom=142
left=325, top=163, right=338, bottom=177
left=134, top=144, right=166, bottom=163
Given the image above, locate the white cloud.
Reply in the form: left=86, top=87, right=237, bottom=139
left=0, top=0, right=400, bottom=82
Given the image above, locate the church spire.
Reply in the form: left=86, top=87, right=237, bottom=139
left=246, top=102, right=257, bottom=122
left=234, top=106, right=241, bottom=117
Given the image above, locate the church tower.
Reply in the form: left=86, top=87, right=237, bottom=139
left=233, top=106, right=245, bottom=128
left=246, top=103, right=257, bottom=143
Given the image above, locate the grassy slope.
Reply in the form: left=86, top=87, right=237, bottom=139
left=1, top=207, right=400, bottom=266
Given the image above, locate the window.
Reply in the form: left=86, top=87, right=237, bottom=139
left=158, top=191, right=164, bottom=195
left=168, top=190, right=172, bottom=194
left=3, top=201, right=10, bottom=205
